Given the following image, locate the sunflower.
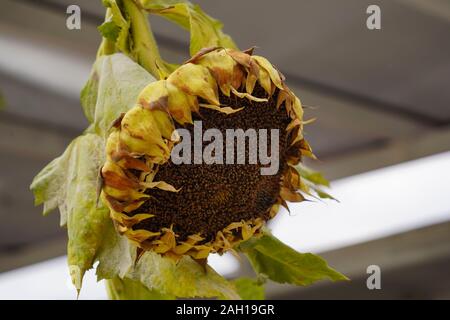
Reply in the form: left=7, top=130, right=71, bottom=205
left=30, top=0, right=346, bottom=299
left=101, top=47, right=313, bottom=261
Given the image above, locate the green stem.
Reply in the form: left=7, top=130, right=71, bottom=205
left=123, top=0, right=170, bottom=79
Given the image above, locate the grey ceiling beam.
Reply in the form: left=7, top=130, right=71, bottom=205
left=312, top=125, right=450, bottom=179
left=284, top=72, right=448, bottom=127
left=397, top=0, right=450, bottom=23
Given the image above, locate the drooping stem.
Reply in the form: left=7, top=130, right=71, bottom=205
left=122, top=0, right=170, bottom=79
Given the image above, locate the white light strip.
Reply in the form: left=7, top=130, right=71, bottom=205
left=0, top=257, right=106, bottom=300
left=271, top=151, right=450, bottom=253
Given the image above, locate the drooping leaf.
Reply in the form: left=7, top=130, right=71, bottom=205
left=80, top=69, right=99, bottom=123
left=295, top=163, right=337, bottom=201
left=232, top=277, right=265, bottom=300
left=106, top=277, right=175, bottom=300
left=139, top=0, right=237, bottom=55
left=96, top=219, right=136, bottom=280
left=32, top=53, right=155, bottom=293
left=239, top=232, right=348, bottom=286
left=296, top=163, right=330, bottom=187
left=30, top=133, right=111, bottom=290
left=312, top=186, right=337, bottom=201
left=81, top=53, right=156, bottom=137
left=128, top=251, right=240, bottom=299
left=31, top=144, right=74, bottom=218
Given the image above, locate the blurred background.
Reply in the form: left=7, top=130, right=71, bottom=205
left=0, top=0, right=449, bottom=299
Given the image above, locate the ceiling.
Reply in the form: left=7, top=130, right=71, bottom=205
left=0, top=0, right=449, bottom=298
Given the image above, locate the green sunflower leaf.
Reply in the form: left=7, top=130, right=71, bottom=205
left=296, top=163, right=330, bottom=187
left=232, top=277, right=265, bottom=300
left=80, top=68, right=99, bottom=123
left=81, top=53, right=156, bottom=137
left=30, top=133, right=110, bottom=290
left=96, top=219, right=136, bottom=280
left=295, top=163, right=337, bottom=201
left=312, top=186, right=337, bottom=201
left=138, top=0, right=237, bottom=55
left=239, top=232, right=348, bottom=286
left=106, top=277, right=175, bottom=300
left=127, top=251, right=240, bottom=299
left=32, top=53, right=155, bottom=291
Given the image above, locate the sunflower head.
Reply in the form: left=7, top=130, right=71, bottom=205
left=101, top=47, right=313, bottom=260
